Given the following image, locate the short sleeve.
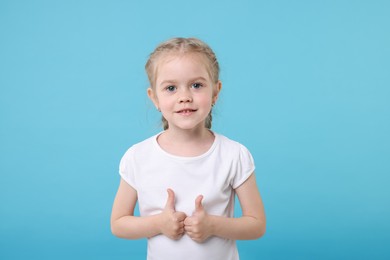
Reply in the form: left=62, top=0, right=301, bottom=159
left=118, top=147, right=137, bottom=189
left=231, top=144, right=256, bottom=189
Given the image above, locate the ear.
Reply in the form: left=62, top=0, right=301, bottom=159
left=212, top=81, right=222, bottom=104
left=147, top=87, right=159, bottom=109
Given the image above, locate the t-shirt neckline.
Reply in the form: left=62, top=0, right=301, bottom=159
left=153, top=131, right=219, bottom=161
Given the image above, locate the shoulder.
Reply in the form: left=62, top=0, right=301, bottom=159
left=215, top=133, right=251, bottom=154
left=121, top=134, right=158, bottom=160
left=119, top=134, right=159, bottom=175
left=214, top=133, right=256, bottom=187
left=129, top=133, right=158, bottom=151
left=213, top=133, right=254, bottom=165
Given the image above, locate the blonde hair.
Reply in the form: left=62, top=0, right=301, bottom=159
left=145, top=37, right=220, bottom=130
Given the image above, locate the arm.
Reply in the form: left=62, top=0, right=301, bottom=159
left=111, top=178, right=187, bottom=240
left=184, top=173, right=266, bottom=242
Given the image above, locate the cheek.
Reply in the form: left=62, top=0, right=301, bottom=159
left=198, top=94, right=214, bottom=108
left=156, top=96, right=174, bottom=109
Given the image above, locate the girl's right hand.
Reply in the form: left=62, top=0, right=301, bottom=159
left=159, top=189, right=187, bottom=240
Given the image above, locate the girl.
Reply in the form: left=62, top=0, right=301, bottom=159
left=111, top=37, right=266, bottom=260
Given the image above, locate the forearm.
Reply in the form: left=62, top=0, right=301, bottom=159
left=111, top=214, right=161, bottom=239
left=209, top=215, right=266, bottom=240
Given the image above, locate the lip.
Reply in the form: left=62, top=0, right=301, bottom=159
left=176, top=108, right=197, bottom=115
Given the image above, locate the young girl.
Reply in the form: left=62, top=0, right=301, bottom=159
left=111, top=37, right=266, bottom=260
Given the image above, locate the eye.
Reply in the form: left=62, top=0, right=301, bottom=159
left=166, top=85, right=176, bottom=92
left=191, top=83, right=203, bottom=89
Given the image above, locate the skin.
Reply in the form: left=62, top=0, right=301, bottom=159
left=111, top=52, right=266, bottom=243
left=148, top=53, right=221, bottom=155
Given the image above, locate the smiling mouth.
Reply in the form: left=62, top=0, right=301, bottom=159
left=176, top=109, right=197, bottom=114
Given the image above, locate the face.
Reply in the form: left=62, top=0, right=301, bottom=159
left=148, top=53, right=221, bottom=132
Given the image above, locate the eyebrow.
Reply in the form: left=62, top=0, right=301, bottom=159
left=159, top=77, right=208, bottom=87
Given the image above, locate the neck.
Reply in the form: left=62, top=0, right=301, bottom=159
left=157, top=126, right=215, bottom=157
left=164, top=126, right=212, bottom=143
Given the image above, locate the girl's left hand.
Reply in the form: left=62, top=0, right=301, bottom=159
left=184, top=195, right=213, bottom=243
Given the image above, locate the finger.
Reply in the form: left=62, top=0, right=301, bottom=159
left=175, top=211, right=187, bottom=221
left=174, top=228, right=185, bottom=239
left=195, top=195, right=204, bottom=212
left=165, top=188, right=176, bottom=210
left=184, top=225, right=192, bottom=232
left=184, top=217, right=192, bottom=226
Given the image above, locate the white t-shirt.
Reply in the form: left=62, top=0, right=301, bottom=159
left=119, top=132, right=255, bottom=260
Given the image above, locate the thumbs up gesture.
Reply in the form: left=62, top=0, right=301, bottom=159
left=184, top=195, right=212, bottom=243
left=159, top=189, right=187, bottom=240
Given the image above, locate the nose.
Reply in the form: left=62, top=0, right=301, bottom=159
left=179, top=96, right=192, bottom=103
left=178, top=89, right=193, bottom=103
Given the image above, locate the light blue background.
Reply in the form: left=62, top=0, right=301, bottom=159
left=1, top=0, right=389, bottom=259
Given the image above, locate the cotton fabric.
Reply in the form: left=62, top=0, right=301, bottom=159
left=119, top=132, right=255, bottom=260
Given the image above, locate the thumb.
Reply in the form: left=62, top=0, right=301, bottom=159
left=194, top=195, right=204, bottom=212
left=165, top=188, right=176, bottom=210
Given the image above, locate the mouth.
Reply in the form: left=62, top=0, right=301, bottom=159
left=176, top=109, right=197, bottom=115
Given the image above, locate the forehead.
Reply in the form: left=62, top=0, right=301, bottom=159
left=155, top=52, right=210, bottom=79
